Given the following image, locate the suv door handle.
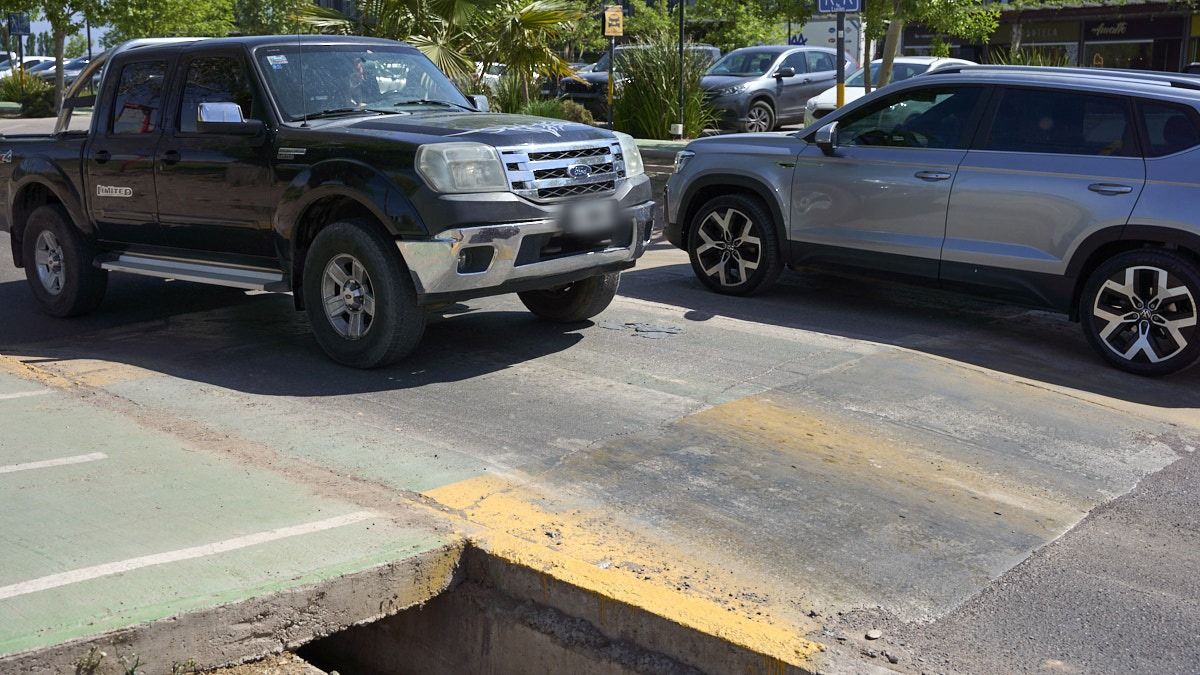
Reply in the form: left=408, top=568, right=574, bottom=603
left=94, top=149, right=111, bottom=164
left=914, top=171, right=952, bottom=181
left=1088, top=183, right=1133, bottom=195
left=161, top=149, right=181, bottom=165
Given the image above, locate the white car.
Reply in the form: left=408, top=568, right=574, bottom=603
left=0, top=55, right=56, bottom=78
left=804, top=56, right=974, bottom=125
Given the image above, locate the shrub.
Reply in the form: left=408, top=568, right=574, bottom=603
left=0, top=70, right=55, bottom=118
left=612, top=40, right=715, bottom=139
left=990, top=46, right=1073, bottom=67
left=490, top=72, right=527, bottom=114
left=558, top=99, right=594, bottom=125
left=515, top=98, right=598, bottom=125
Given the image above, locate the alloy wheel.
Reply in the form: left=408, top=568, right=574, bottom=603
left=1092, top=265, right=1197, bottom=364
left=693, top=208, right=762, bottom=288
left=745, top=106, right=772, bottom=133
left=321, top=254, right=376, bottom=340
left=33, top=230, right=65, bottom=295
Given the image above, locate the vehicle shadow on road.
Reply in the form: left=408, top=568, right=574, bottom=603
left=619, top=262, right=1200, bottom=409
left=0, top=276, right=585, bottom=397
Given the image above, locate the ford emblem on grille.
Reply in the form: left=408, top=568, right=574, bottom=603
left=567, top=164, right=593, bottom=179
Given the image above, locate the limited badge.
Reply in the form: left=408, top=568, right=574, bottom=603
left=96, top=185, right=133, bottom=198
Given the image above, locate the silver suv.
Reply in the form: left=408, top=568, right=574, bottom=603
left=665, top=66, right=1200, bottom=376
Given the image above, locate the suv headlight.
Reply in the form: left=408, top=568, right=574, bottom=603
left=614, top=132, right=644, bottom=178
left=416, top=142, right=508, bottom=193
left=717, top=83, right=747, bottom=96
left=673, top=150, right=695, bottom=174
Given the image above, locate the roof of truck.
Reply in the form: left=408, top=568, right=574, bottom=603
left=114, top=35, right=417, bottom=57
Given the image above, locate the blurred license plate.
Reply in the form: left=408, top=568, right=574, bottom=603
left=560, top=199, right=618, bottom=237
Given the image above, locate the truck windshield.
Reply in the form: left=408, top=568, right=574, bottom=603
left=255, top=44, right=472, bottom=122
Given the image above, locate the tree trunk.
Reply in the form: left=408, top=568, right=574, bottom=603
left=53, top=29, right=65, bottom=112
left=878, top=7, right=904, bottom=87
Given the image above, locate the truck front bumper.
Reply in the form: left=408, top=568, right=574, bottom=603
left=397, top=201, right=654, bottom=305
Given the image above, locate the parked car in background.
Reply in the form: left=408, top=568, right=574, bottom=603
left=0, top=56, right=56, bottom=77
left=25, top=60, right=56, bottom=75
left=804, top=56, right=974, bottom=125
left=702, top=46, right=853, bottom=133
left=667, top=65, right=1200, bottom=375
left=560, top=44, right=720, bottom=117
left=36, top=55, right=90, bottom=85
left=479, top=63, right=507, bottom=90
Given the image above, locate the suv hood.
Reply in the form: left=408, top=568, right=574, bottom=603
left=346, top=111, right=615, bottom=146
left=700, top=75, right=759, bottom=91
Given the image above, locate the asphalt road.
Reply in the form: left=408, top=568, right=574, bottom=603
left=1, top=176, right=1197, bottom=673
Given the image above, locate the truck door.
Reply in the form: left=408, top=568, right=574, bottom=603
left=86, top=58, right=170, bottom=244
left=155, top=51, right=277, bottom=260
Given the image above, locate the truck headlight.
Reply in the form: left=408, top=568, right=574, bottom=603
left=416, top=142, right=508, bottom=194
left=614, top=132, right=644, bottom=178
left=673, top=150, right=695, bottom=174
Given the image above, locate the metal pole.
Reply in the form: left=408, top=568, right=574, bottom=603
left=607, top=35, right=614, bottom=128
left=17, top=30, right=23, bottom=97
left=836, top=11, right=845, bottom=107
left=677, top=0, right=685, bottom=137
left=86, top=19, right=92, bottom=60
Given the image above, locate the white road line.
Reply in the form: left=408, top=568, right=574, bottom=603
left=0, top=510, right=379, bottom=601
left=0, top=452, right=108, bottom=475
left=0, top=390, right=50, bottom=401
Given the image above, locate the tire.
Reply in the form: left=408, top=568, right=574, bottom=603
left=518, top=272, right=620, bottom=322
left=21, top=204, right=107, bottom=317
left=743, top=101, right=775, bottom=133
left=686, top=194, right=782, bottom=296
left=1079, top=248, right=1200, bottom=376
left=302, top=221, right=426, bottom=368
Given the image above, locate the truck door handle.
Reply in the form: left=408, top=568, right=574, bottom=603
left=914, top=170, right=952, bottom=181
left=94, top=150, right=111, bottom=164
left=1088, top=183, right=1133, bottom=195
left=161, top=150, right=181, bottom=165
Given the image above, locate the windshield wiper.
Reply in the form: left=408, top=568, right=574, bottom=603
left=389, top=98, right=473, bottom=111
left=304, top=107, right=395, bottom=120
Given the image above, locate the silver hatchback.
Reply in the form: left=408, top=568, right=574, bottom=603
left=665, top=66, right=1200, bottom=376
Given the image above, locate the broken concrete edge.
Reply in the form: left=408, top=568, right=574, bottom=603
left=0, top=540, right=464, bottom=675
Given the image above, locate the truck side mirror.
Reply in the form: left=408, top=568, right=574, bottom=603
left=469, top=94, right=489, bottom=112
left=196, top=101, right=264, bottom=136
left=774, top=67, right=796, bottom=79
left=815, top=121, right=839, bottom=156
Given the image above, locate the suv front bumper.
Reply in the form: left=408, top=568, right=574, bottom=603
left=397, top=201, right=654, bottom=305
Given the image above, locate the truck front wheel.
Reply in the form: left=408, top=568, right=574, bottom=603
left=518, top=272, right=620, bottom=322
left=302, top=222, right=426, bottom=368
left=21, top=204, right=107, bottom=317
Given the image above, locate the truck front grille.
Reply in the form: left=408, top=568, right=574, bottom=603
left=499, top=140, right=624, bottom=203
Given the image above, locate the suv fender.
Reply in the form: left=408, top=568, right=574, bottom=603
left=8, top=157, right=89, bottom=267
left=676, top=172, right=788, bottom=252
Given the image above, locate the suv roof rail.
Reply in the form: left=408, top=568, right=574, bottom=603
left=926, top=64, right=1200, bottom=91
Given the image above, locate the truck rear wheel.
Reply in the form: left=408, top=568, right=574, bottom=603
left=21, top=204, right=107, bottom=317
left=519, top=272, right=620, bottom=323
left=302, top=222, right=426, bottom=368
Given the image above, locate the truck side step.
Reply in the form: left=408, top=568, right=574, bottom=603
left=98, top=253, right=288, bottom=291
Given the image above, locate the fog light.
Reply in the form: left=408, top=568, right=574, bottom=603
left=457, top=246, right=494, bottom=274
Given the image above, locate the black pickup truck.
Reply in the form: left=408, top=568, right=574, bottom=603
left=0, top=35, right=654, bottom=367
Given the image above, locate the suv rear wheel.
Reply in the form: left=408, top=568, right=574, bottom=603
left=21, top=204, right=107, bottom=317
left=1080, top=249, right=1200, bottom=376
left=302, top=222, right=426, bottom=368
left=686, top=194, right=782, bottom=296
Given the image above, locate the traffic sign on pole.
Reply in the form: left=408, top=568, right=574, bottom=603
left=818, top=0, right=860, bottom=12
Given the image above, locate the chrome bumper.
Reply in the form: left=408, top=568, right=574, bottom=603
left=396, top=201, right=654, bottom=298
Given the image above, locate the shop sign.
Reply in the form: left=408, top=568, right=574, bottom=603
left=1022, top=20, right=1080, bottom=44
left=1084, top=17, right=1185, bottom=41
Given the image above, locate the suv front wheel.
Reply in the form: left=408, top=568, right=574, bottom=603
left=686, top=194, right=782, bottom=296
left=1080, top=249, right=1200, bottom=376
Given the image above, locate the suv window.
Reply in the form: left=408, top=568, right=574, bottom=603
left=179, top=56, right=255, bottom=133
left=1138, top=99, right=1200, bottom=157
left=984, top=88, right=1137, bottom=157
left=112, top=61, right=167, bottom=135
left=806, top=51, right=835, bottom=73
left=781, top=51, right=808, bottom=74
left=836, top=86, right=983, bottom=150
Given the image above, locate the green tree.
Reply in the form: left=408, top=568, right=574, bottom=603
left=866, top=0, right=999, bottom=85
left=689, top=0, right=784, bottom=53
left=64, top=31, right=86, bottom=57
left=24, top=33, right=33, bottom=55
left=234, top=0, right=309, bottom=34
left=100, top=0, right=234, bottom=46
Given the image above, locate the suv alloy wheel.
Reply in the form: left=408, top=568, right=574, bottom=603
left=1081, top=249, right=1200, bottom=376
left=686, top=194, right=782, bottom=296
left=744, top=101, right=775, bottom=133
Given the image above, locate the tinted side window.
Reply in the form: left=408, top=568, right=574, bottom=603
left=806, top=52, right=835, bottom=72
left=111, top=61, right=167, bottom=135
left=1138, top=100, right=1200, bottom=157
left=781, top=52, right=808, bottom=74
left=984, top=88, right=1136, bottom=157
left=837, top=86, right=983, bottom=150
left=179, top=56, right=254, bottom=133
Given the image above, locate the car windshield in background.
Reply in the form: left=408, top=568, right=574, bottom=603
left=846, top=62, right=929, bottom=86
left=254, top=44, right=472, bottom=122
left=707, top=51, right=777, bottom=77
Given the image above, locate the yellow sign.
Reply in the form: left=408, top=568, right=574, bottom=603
left=604, top=6, right=624, bottom=37
left=1191, top=14, right=1200, bottom=37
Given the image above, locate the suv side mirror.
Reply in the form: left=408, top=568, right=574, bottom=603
left=196, top=101, right=264, bottom=136
left=469, top=94, right=489, bottom=112
left=815, top=121, right=838, bottom=156
left=774, top=67, right=796, bottom=79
